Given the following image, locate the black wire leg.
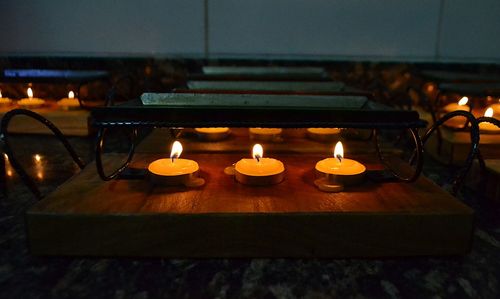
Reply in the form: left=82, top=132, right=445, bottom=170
left=417, top=110, right=480, bottom=196
left=0, top=150, right=6, bottom=196
left=0, top=109, right=86, bottom=200
left=374, top=127, right=424, bottom=182
left=95, top=127, right=137, bottom=181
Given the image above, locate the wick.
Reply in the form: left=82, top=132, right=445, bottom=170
left=171, top=153, right=179, bottom=163
left=336, top=154, right=342, bottom=163
left=255, top=155, right=261, bottom=162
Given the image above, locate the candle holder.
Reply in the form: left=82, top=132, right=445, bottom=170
left=225, top=144, right=285, bottom=186
left=313, top=141, right=366, bottom=192
left=314, top=170, right=365, bottom=192
left=147, top=141, right=205, bottom=188
left=224, top=164, right=285, bottom=186
left=148, top=158, right=205, bottom=187
left=57, top=91, right=81, bottom=110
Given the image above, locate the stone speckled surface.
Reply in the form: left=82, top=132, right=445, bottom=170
left=1, top=135, right=500, bottom=299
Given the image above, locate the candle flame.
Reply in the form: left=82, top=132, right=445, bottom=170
left=170, top=141, right=183, bottom=162
left=458, top=96, right=468, bottom=106
left=68, top=91, right=74, bottom=99
left=34, top=154, right=41, bottom=162
left=485, top=107, right=494, bottom=117
left=3, top=153, right=8, bottom=161
left=0, top=90, right=2, bottom=98
left=334, top=141, right=344, bottom=163
left=27, top=87, right=33, bottom=98
left=252, top=144, right=263, bottom=162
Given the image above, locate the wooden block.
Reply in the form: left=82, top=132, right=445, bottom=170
left=27, top=153, right=473, bottom=258
left=0, top=103, right=90, bottom=136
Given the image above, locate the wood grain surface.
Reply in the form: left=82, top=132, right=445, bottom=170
left=27, top=153, right=473, bottom=258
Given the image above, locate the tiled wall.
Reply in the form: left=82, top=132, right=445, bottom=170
left=1, top=0, right=499, bottom=63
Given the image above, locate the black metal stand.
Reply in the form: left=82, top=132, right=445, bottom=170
left=419, top=110, right=480, bottom=195
left=0, top=109, right=86, bottom=199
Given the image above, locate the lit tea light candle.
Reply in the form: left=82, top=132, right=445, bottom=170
left=0, top=90, right=12, bottom=106
left=194, top=127, right=230, bottom=141
left=57, top=91, right=81, bottom=110
left=306, top=128, right=341, bottom=142
left=314, top=141, right=366, bottom=192
left=249, top=128, right=282, bottom=142
left=234, top=144, right=285, bottom=185
left=479, top=107, right=500, bottom=133
left=442, top=96, right=469, bottom=113
left=18, top=87, right=45, bottom=108
left=147, top=141, right=204, bottom=187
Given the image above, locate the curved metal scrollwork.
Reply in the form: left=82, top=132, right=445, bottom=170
left=420, top=110, right=480, bottom=195
left=0, top=109, right=86, bottom=199
left=374, top=127, right=424, bottom=182
left=95, top=127, right=137, bottom=181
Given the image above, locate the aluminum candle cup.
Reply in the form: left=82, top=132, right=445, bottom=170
left=306, top=128, right=341, bottom=142
left=314, top=141, right=366, bottom=192
left=148, top=158, right=200, bottom=185
left=195, top=127, right=230, bottom=141
left=234, top=144, right=285, bottom=186
left=249, top=128, right=283, bottom=142
left=147, top=141, right=204, bottom=187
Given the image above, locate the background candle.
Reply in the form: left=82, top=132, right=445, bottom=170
left=249, top=128, right=282, bottom=142
left=57, top=91, right=81, bottom=110
left=442, top=96, right=469, bottom=113
left=307, top=128, right=341, bottom=142
left=479, top=107, right=500, bottom=133
left=0, top=90, right=12, bottom=106
left=195, top=127, right=230, bottom=141
left=234, top=144, right=285, bottom=185
left=18, top=87, right=45, bottom=108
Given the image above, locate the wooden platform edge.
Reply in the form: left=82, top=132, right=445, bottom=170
left=26, top=211, right=473, bottom=258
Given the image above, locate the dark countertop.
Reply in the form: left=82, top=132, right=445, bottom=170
left=1, top=135, right=500, bottom=299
